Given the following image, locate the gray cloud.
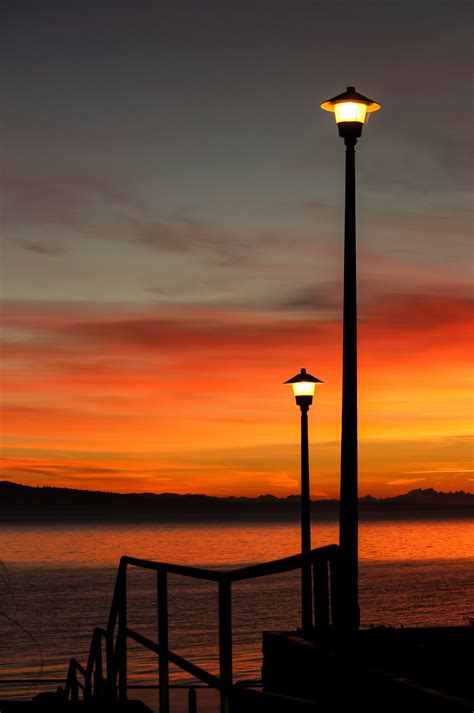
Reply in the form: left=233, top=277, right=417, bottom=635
left=1, top=173, right=137, bottom=253
left=1, top=172, right=264, bottom=268
left=15, top=239, right=68, bottom=256
left=125, top=215, right=256, bottom=266
left=271, top=282, right=342, bottom=316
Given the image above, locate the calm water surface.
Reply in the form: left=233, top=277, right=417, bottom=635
left=3, top=516, right=473, bottom=564
left=1, top=517, right=473, bottom=705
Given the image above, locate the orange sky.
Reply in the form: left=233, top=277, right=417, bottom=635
left=2, top=292, right=473, bottom=498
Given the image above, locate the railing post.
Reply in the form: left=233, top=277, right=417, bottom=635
left=157, top=570, right=170, bottom=713
left=313, top=555, right=330, bottom=629
left=329, top=550, right=342, bottom=629
left=117, top=564, right=127, bottom=701
left=66, top=661, right=79, bottom=702
left=84, top=667, right=92, bottom=701
left=302, top=561, right=313, bottom=638
left=71, top=663, right=79, bottom=702
left=106, top=627, right=116, bottom=701
left=188, top=686, right=197, bottom=713
left=218, top=578, right=232, bottom=713
left=93, top=631, right=104, bottom=699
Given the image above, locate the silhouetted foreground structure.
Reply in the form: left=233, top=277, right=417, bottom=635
left=60, top=546, right=339, bottom=712
left=262, top=627, right=473, bottom=712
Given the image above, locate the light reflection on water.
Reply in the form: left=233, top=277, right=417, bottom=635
left=2, top=515, right=473, bottom=566
left=0, top=517, right=472, bottom=701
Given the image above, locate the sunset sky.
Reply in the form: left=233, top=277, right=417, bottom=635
left=2, top=0, right=473, bottom=497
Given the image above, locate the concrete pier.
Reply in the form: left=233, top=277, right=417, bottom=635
left=262, top=626, right=473, bottom=711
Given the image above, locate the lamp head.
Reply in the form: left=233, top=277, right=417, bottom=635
left=321, top=86, right=381, bottom=140
left=284, top=368, right=323, bottom=410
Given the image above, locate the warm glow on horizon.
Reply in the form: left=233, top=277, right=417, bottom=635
left=2, top=293, right=473, bottom=499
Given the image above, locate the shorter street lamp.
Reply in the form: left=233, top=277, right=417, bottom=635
left=284, top=368, right=323, bottom=636
left=320, top=85, right=381, bottom=140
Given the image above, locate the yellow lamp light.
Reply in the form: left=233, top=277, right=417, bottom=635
left=321, top=86, right=380, bottom=139
left=292, top=380, right=317, bottom=398
left=284, top=368, right=323, bottom=409
left=334, top=101, right=367, bottom=124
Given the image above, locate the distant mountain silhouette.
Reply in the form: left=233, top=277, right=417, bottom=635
left=0, top=481, right=472, bottom=522
left=385, top=487, right=473, bottom=505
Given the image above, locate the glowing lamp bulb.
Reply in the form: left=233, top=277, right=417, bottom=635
left=333, top=101, right=368, bottom=124
left=292, top=380, right=316, bottom=398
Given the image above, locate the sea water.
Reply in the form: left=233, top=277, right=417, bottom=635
left=0, top=516, right=472, bottom=707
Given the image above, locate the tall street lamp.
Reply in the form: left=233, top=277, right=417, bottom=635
left=321, top=87, right=381, bottom=631
left=284, top=368, right=323, bottom=636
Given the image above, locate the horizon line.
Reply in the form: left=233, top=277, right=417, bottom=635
left=1, top=480, right=473, bottom=500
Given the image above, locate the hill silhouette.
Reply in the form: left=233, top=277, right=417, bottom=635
left=0, top=481, right=472, bottom=522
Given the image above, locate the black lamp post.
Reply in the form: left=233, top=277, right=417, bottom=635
left=284, top=368, right=323, bottom=636
left=321, top=87, right=381, bottom=631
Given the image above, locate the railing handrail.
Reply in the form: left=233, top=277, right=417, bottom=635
left=121, top=543, right=339, bottom=581
left=121, top=556, right=223, bottom=581
left=65, top=543, right=341, bottom=712
left=226, top=544, right=338, bottom=581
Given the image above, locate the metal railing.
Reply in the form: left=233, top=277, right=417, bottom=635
left=65, top=544, right=341, bottom=712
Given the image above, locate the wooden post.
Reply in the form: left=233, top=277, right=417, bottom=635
left=313, top=556, right=330, bottom=629
left=94, top=632, right=104, bottom=698
left=218, top=578, right=232, bottom=713
left=106, top=624, right=116, bottom=702
left=188, top=686, right=197, bottom=713
left=84, top=669, right=92, bottom=701
left=157, top=570, right=170, bottom=713
left=117, top=565, right=127, bottom=701
left=70, top=663, right=79, bottom=702
left=329, top=552, right=341, bottom=629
